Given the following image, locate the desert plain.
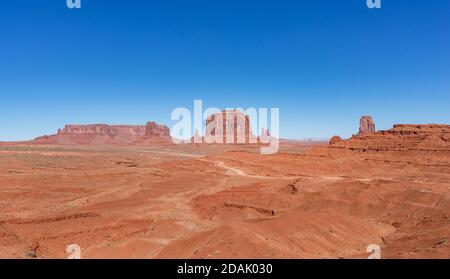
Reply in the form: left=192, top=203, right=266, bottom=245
left=0, top=122, right=449, bottom=259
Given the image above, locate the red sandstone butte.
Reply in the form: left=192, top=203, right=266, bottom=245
left=33, top=122, right=172, bottom=145
left=359, top=116, right=376, bottom=134
left=204, top=110, right=258, bottom=144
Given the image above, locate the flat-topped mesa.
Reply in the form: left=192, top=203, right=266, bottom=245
left=34, top=122, right=172, bottom=145
left=58, top=124, right=147, bottom=136
left=330, top=123, right=450, bottom=152
left=382, top=124, right=450, bottom=135
left=204, top=110, right=258, bottom=144
left=359, top=116, right=376, bottom=134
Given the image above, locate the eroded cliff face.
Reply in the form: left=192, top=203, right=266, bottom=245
left=145, top=122, right=170, bottom=138
left=359, top=116, right=376, bottom=134
left=204, top=110, right=257, bottom=144
left=34, top=122, right=172, bottom=145
left=188, top=110, right=274, bottom=145
left=316, top=123, right=450, bottom=168
left=58, top=125, right=147, bottom=136
left=332, top=124, right=450, bottom=152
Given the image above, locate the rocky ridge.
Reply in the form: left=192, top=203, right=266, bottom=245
left=33, top=122, right=172, bottom=145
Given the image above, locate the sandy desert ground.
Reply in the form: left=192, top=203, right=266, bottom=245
left=0, top=128, right=449, bottom=259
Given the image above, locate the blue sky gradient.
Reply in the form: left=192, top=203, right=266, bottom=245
left=1, top=0, right=449, bottom=141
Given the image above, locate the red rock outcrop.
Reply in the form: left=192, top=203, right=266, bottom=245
left=334, top=124, right=450, bottom=152
left=309, top=121, right=450, bottom=170
left=329, top=135, right=343, bottom=145
left=33, top=122, right=172, bottom=145
left=359, top=116, right=376, bottom=134
left=145, top=122, right=170, bottom=138
left=310, top=123, right=450, bottom=168
left=58, top=125, right=147, bottom=136
left=204, top=110, right=257, bottom=144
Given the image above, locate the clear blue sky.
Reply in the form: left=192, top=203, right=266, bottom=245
left=1, top=0, right=449, bottom=141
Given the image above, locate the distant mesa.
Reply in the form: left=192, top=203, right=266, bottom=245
left=31, top=110, right=274, bottom=146
left=33, top=122, right=172, bottom=145
left=359, top=116, right=376, bottom=134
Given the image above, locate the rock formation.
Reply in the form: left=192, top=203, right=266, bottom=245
left=310, top=116, right=450, bottom=169
left=204, top=110, right=257, bottom=144
left=188, top=111, right=273, bottom=145
left=145, top=122, right=171, bottom=138
left=58, top=124, right=147, bottom=136
left=34, top=122, right=172, bottom=145
left=338, top=124, right=450, bottom=151
left=329, top=135, right=343, bottom=145
left=359, top=116, right=376, bottom=134
left=314, top=123, right=450, bottom=160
